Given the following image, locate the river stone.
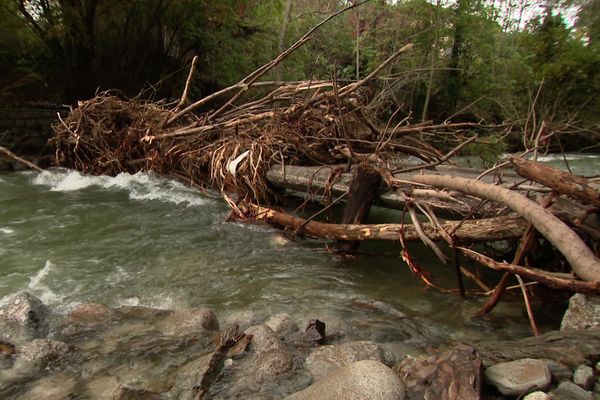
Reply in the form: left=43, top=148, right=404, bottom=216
left=265, top=313, right=298, bottom=337
left=285, top=360, right=405, bottom=400
left=484, top=358, right=551, bottom=396
left=393, top=344, right=482, bottom=400
left=561, top=294, right=600, bottom=331
left=543, top=359, right=573, bottom=382
left=83, top=375, right=123, bottom=399
left=523, top=391, right=551, bottom=400
left=0, top=292, right=50, bottom=330
left=305, top=340, right=389, bottom=381
left=550, top=381, right=595, bottom=400
left=573, top=364, right=596, bottom=390
left=19, top=338, right=68, bottom=369
left=158, top=307, right=219, bottom=335
left=245, top=324, right=285, bottom=354
left=19, top=372, right=77, bottom=400
left=255, top=349, right=294, bottom=382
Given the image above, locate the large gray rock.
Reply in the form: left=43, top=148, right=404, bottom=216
left=0, top=292, right=49, bottom=325
left=550, top=381, right=594, bottom=400
left=305, top=341, right=390, bottom=381
left=245, top=324, right=294, bottom=381
left=265, top=313, right=298, bottom=337
left=561, top=294, right=600, bottom=331
left=245, top=324, right=285, bottom=354
left=485, top=358, right=551, bottom=396
left=255, top=349, right=294, bottom=382
left=158, top=307, right=219, bottom=336
left=19, top=338, right=69, bottom=369
left=393, top=344, right=482, bottom=400
left=285, top=360, right=405, bottom=400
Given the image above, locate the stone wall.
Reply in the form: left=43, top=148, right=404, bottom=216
left=0, top=107, right=69, bottom=167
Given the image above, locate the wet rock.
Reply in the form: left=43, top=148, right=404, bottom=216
left=543, top=360, right=572, bottom=382
left=226, top=334, right=252, bottom=359
left=561, top=294, right=600, bottom=330
left=523, top=391, right=551, bottom=400
left=351, top=299, right=407, bottom=319
left=116, top=386, right=162, bottom=400
left=266, top=313, right=298, bottom=337
left=19, top=372, right=76, bottom=400
left=285, top=360, right=405, bottom=400
left=574, top=364, right=596, bottom=390
left=60, top=303, right=111, bottom=336
left=0, top=292, right=50, bottom=338
left=245, top=324, right=285, bottom=354
left=83, top=375, right=123, bottom=399
left=304, top=319, right=326, bottom=345
left=305, top=340, right=390, bottom=381
left=255, top=349, right=294, bottom=382
left=393, top=344, right=482, bottom=400
left=550, top=381, right=594, bottom=400
left=158, top=307, right=219, bottom=336
left=484, top=358, right=551, bottom=396
left=19, top=338, right=68, bottom=369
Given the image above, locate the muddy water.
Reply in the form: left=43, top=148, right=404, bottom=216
left=0, top=160, right=585, bottom=398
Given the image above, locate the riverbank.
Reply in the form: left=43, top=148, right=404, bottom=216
left=1, top=291, right=599, bottom=399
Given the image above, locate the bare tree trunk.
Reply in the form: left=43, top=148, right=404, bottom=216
left=410, top=174, right=600, bottom=282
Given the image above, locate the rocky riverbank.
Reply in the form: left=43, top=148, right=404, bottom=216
left=1, top=291, right=599, bottom=399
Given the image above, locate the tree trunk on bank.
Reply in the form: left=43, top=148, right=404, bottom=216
left=409, top=174, right=600, bottom=283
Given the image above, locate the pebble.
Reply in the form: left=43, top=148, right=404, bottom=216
left=550, top=381, right=594, bottom=400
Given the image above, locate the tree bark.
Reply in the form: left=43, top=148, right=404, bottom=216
left=243, top=203, right=528, bottom=243
left=510, top=156, right=600, bottom=208
left=336, top=165, right=382, bottom=253
left=410, top=174, right=600, bottom=283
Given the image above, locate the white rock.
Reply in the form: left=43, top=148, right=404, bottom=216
left=523, top=391, right=551, bottom=400
left=485, top=358, right=551, bottom=396
left=265, top=313, right=298, bottom=337
left=285, top=360, right=405, bottom=400
left=158, top=307, right=219, bottom=335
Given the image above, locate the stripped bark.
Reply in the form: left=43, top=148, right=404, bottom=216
left=243, top=203, right=527, bottom=243
left=511, top=156, right=600, bottom=208
left=410, top=174, right=600, bottom=282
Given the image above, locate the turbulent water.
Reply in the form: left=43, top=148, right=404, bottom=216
left=3, top=155, right=593, bottom=397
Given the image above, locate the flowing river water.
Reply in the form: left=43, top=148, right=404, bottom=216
left=0, top=153, right=598, bottom=398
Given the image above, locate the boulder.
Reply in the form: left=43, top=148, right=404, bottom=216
left=573, top=364, right=595, bottom=390
left=484, top=358, right=551, bottom=396
left=561, top=294, right=600, bottom=331
left=305, top=340, right=390, bottom=381
left=19, top=338, right=68, bottom=369
left=60, top=303, right=111, bottom=336
left=158, top=307, right=219, bottom=336
left=265, top=313, right=298, bottom=337
left=245, top=324, right=285, bottom=354
left=0, top=292, right=50, bottom=338
left=393, top=344, right=482, bottom=400
left=285, top=360, right=405, bottom=400
left=550, top=381, right=594, bottom=400
left=255, top=349, right=294, bottom=382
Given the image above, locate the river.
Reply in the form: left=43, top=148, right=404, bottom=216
left=1, top=152, right=597, bottom=397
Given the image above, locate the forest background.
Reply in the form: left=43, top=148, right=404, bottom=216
left=1, top=0, right=599, bottom=153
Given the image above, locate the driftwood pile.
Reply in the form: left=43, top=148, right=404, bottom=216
left=46, top=3, right=600, bottom=333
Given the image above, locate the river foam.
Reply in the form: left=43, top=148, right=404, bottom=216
left=31, top=169, right=208, bottom=207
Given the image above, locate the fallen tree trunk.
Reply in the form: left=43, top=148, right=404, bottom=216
left=410, top=174, right=600, bottom=283
left=459, top=247, right=599, bottom=293
left=511, top=156, right=600, bottom=208
left=243, top=203, right=528, bottom=243
left=475, top=328, right=600, bottom=367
